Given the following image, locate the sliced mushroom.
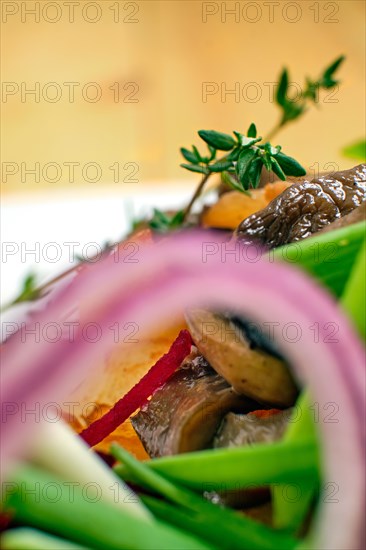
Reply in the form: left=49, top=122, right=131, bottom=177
left=213, top=409, right=291, bottom=448
left=235, top=164, right=366, bottom=248
left=318, top=201, right=366, bottom=234
left=185, top=309, right=298, bottom=407
left=131, top=351, right=257, bottom=457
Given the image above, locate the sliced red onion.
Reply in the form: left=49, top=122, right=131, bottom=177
left=1, top=231, right=364, bottom=549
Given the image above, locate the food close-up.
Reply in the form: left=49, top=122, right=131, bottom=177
left=1, top=4, right=365, bottom=550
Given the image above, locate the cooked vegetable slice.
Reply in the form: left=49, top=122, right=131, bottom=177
left=132, top=352, right=256, bottom=457
left=236, top=164, right=366, bottom=248
left=213, top=409, right=290, bottom=448
left=185, top=309, right=298, bottom=406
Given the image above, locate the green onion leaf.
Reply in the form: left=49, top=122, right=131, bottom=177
left=112, top=444, right=299, bottom=550
left=114, top=439, right=318, bottom=491
left=272, top=393, right=320, bottom=531
left=341, top=238, right=366, bottom=339
left=273, top=221, right=366, bottom=297
left=1, top=528, right=88, bottom=549
left=5, top=465, right=211, bottom=550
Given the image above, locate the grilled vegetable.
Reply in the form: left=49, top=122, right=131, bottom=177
left=185, top=309, right=298, bottom=407
left=236, top=164, right=366, bottom=248
left=131, top=352, right=257, bottom=457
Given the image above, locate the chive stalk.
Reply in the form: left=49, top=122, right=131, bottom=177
left=29, top=420, right=150, bottom=519
left=272, top=393, right=320, bottom=531
left=114, top=439, right=318, bottom=491
left=111, top=444, right=299, bottom=550
left=4, top=464, right=213, bottom=550
left=1, top=528, right=88, bottom=549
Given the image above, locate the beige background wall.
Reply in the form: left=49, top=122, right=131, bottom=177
left=2, top=0, right=365, bottom=192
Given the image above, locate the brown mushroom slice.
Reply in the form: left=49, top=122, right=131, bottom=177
left=131, top=352, right=257, bottom=458
left=205, top=409, right=291, bottom=510
left=236, top=164, right=366, bottom=249
left=185, top=309, right=298, bottom=407
left=213, top=409, right=291, bottom=448
left=318, top=202, right=366, bottom=234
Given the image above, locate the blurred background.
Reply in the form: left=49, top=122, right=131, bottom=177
left=1, top=0, right=365, bottom=302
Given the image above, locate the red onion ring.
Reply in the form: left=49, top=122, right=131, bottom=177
left=1, top=231, right=364, bottom=549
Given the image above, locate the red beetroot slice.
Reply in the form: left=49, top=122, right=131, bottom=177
left=80, top=329, right=193, bottom=447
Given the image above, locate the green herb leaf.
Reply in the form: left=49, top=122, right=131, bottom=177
left=149, top=209, right=185, bottom=233
left=225, top=147, right=241, bottom=162
left=198, top=130, right=236, bottom=151
left=263, top=143, right=281, bottom=156
left=192, top=145, right=202, bottom=162
left=239, top=135, right=262, bottom=148
left=207, top=144, right=217, bottom=161
left=276, top=68, right=289, bottom=107
left=2, top=272, right=42, bottom=312
left=236, top=148, right=257, bottom=186
left=221, top=171, right=249, bottom=194
left=180, top=147, right=200, bottom=164
left=261, top=151, right=273, bottom=172
left=342, top=139, right=366, bottom=161
left=270, top=157, right=286, bottom=181
left=247, top=122, right=257, bottom=138
left=180, top=163, right=209, bottom=174
left=281, top=102, right=305, bottom=124
left=208, top=159, right=233, bottom=173
left=247, top=157, right=263, bottom=188
left=320, top=55, right=345, bottom=88
left=276, top=153, right=306, bottom=177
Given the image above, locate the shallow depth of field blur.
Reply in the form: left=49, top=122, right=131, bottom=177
left=1, top=0, right=365, bottom=302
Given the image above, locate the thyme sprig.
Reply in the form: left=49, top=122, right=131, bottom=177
left=150, top=55, right=345, bottom=232
left=178, top=123, right=306, bottom=222
left=265, top=55, right=345, bottom=141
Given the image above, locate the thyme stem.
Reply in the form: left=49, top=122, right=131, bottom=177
left=182, top=171, right=211, bottom=222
